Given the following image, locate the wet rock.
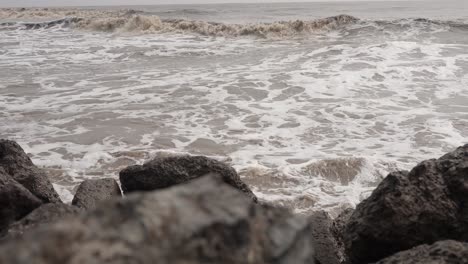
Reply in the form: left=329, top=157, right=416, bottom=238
left=0, top=139, right=61, bottom=203
left=120, top=155, right=257, bottom=202
left=72, top=178, right=121, bottom=210
left=0, top=176, right=314, bottom=264
left=344, top=145, right=468, bottom=264
left=309, top=211, right=345, bottom=264
left=375, top=240, right=468, bottom=264
left=5, top=203, right=81, bottom=239
left=331, top=208, right=354, bottom=263
left=0, top=170, right=42, bottom=236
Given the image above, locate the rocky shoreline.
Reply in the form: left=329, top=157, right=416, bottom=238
left=0, top=138, right=467, bottom=263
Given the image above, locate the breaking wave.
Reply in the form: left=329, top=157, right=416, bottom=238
left=75, top=14, right=359, bottom=37
left=2, top=17, right=82, bottom=30
left=239, top=156, right=397, bottom=216
left=1, top=8, right=468, bottom=37
left=0, top=14, right=358, bottom=38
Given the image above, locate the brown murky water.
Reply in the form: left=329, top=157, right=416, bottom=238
left=1, top=4, right=467, bottom=215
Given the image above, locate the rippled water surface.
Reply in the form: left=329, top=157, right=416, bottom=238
left=1, top=1, right=467, bottom=215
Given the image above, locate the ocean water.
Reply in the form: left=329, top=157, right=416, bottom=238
left=1, top=1, right=467, bottom=216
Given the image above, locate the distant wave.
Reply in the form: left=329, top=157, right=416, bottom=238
left=158, top=8, right=218, bottom=15
left=78, top=14, right=358, bottom=37
left=373, top=17, right=468, bottom=31
left=1, top=7, right=467, bottom=37
left=7, top=17, right=82, bottom=30
left=0, top=14, right=358, bottom=37
left=0, top=8, right=358, bottom=37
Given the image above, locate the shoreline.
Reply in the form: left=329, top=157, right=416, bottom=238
left=0, top=139, right=467, bottom=263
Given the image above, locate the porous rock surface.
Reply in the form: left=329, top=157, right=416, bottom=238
left=72, top=178, right=121, bottom=210
left=120, top=155, right=257, bottom=201
left=375, top=240, right=468, bottom=264
left=344, top=145, right=468, bottom=263
left=0, top=176, right=315, bottom=264
left=4, top=203, right=82, bottom=239
left=309, top=210, right=347, bottom=264
left=0, top=169, right=42, bottom=236
left=0, top=139, right=61, bottom=203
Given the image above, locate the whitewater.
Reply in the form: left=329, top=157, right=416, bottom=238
left=0, top=2, right=467, bottom=216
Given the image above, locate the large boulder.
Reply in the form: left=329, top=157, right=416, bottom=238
left=375, top=240, right=468, bottom=264
left=344, top=145, right=468, bottom=263
left=4, top=203, right=82, bottom=239
left=72, top=178, right=122, bottom=210
left=309, top=211, right=346, bottom=264
left=0, top=139, right=61, bottom=203
left=120, top=155, right=257, bottom=202
left=0, top=176, right=315, bottom=264
left=0, top=169, right=42, bottom=236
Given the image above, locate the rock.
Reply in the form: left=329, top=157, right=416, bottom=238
left=4, top=203, right=82, bottom=239
left=120, top=155, right=257, bottom=202
left=0, top=169, right=42, bottom=236
left=0, top=139, right=61, bottom=203
left=331, top=208, right=354, bottom=263
left=0, top=176, right=315, bottom=264
left=309, top=211, right=345, bottom=264
left=344, top=145, right=468, bottom=264
left=72, top=178, right=121, bottom=210
left=375, top=240, right=468, bottom=264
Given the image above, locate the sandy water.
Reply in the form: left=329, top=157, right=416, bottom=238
left=1, top=2, right=467, bottom=216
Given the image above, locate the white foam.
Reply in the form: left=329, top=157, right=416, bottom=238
left=0, top=9, right=467, bottom=214
left=52, top=184, right=74, bottom=203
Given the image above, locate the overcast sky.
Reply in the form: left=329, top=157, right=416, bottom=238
left=0, top=0, right=421, bottom=8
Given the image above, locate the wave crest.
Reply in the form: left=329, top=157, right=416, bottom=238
left=74, top=14, right=358, bottom=37
left=6, top=7, right=468, bottom=38
left=76, top=15, right=164, bottom=32
left=0, top=8, right=359, bottom=37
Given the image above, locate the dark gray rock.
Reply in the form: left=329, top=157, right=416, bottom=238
left=375, top=240, right=468, bottom=264
left=331, top=208, right=354, bottom=264
left=344, top=145, right=468, bottom=264
left=0, top=169, right=42, bottom=236
left=120, top=155, right=257, bottom=202
left=72, top=178, right=121, bottom=210
left=0, top=176, right=315, bottom=264
left=0, top=139, right=61, bottom=203
left=309, top=211, right=345, bottom=264
left=5, top=203, right=82, bottom=239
